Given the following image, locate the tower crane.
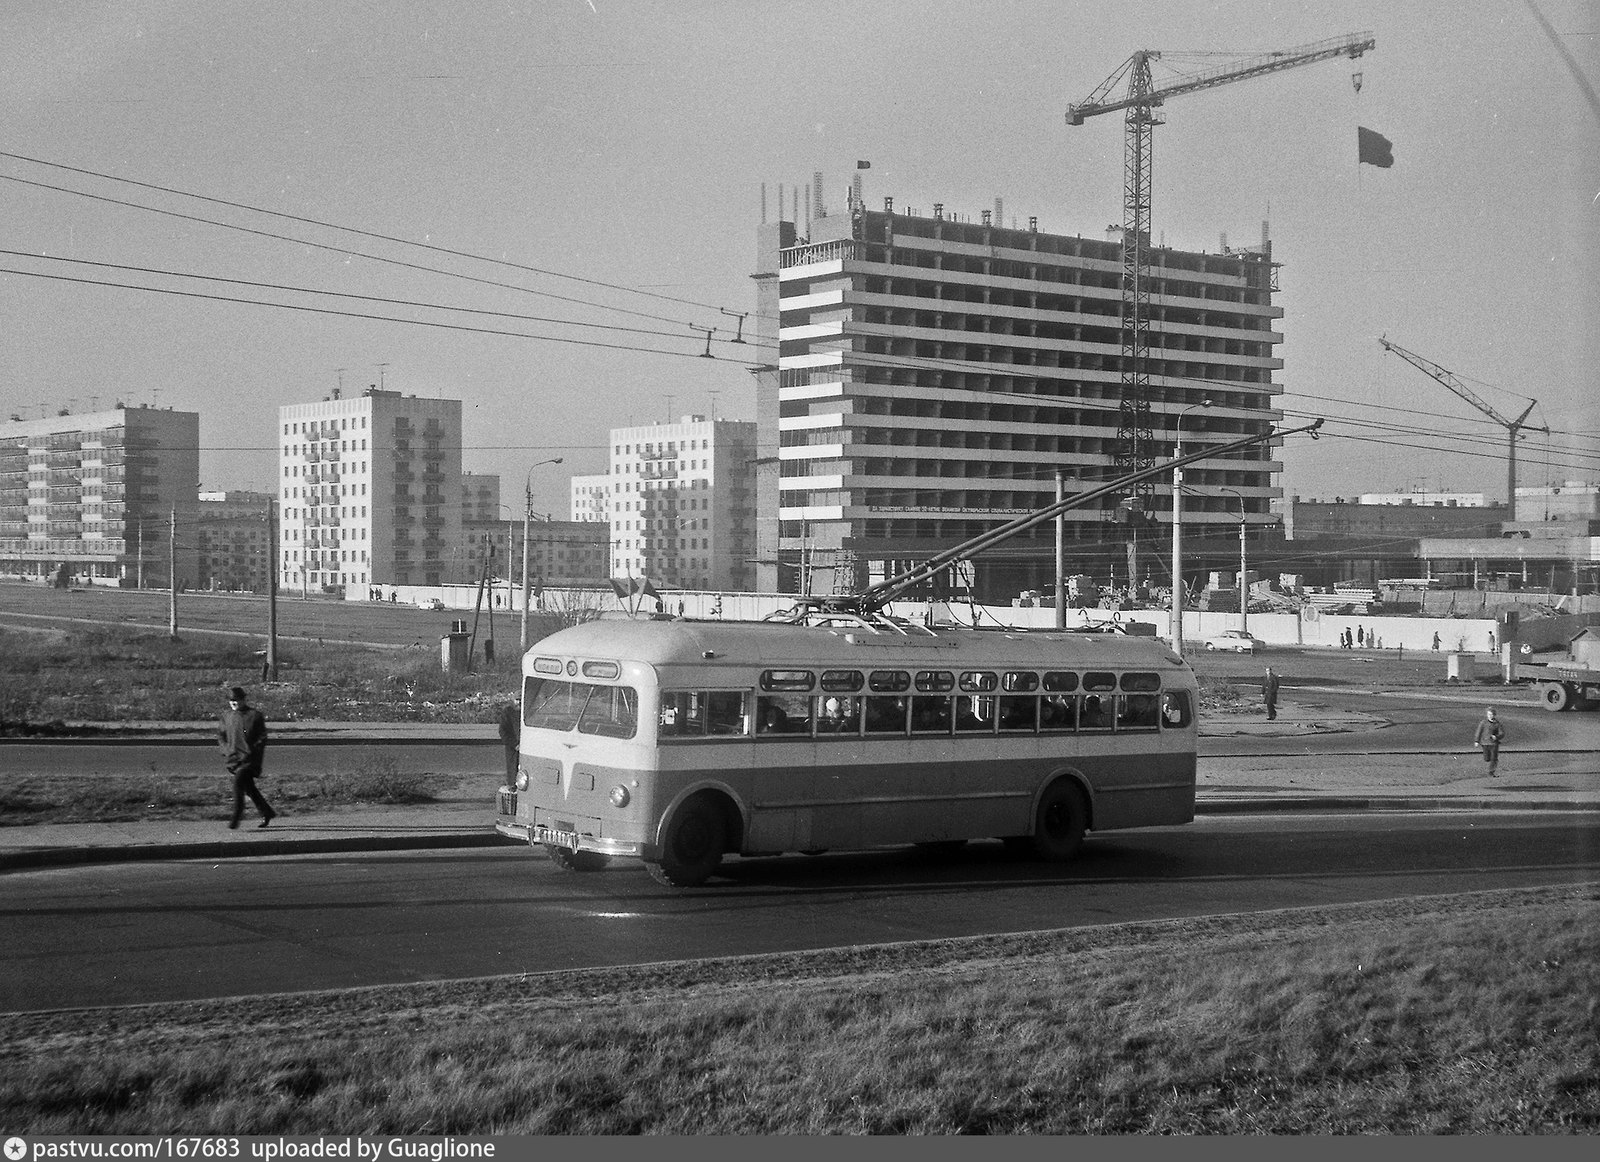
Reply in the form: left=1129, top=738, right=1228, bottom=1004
left=1066, top=32, right=1376, bottom=531
left=1378, top=336, right=1544, bottom=510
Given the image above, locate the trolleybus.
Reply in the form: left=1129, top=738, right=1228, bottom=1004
left=495, top=615, right=1197, bottom=886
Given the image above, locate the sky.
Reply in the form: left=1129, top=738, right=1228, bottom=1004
left=2, top=0, right=1596, bottom=515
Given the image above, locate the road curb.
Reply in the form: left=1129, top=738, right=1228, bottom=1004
left=0, top=832, right=515, bottom=872
left=1196, top=797, right=1600, bottom=815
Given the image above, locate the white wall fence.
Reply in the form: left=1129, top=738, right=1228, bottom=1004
left=368, top=583, right=1518, bottom=656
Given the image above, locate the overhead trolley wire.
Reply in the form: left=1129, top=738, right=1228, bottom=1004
left=0, top=170, right=713, bottom=335
left=0, top=149, right=736, bottom=316
left=0, top=265, right=733, bottom=363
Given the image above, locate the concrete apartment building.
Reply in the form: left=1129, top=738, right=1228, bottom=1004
left=278, top=388, right=463, bottom=593
left=753, top=196, right=1286, bottom=600
left=0, top=406, right=199, bottom=589
left=608, top=416, right=756, bottom=591
left=459, top=473, right=609, bottom=590
left=197, top=489, right=272, bottom=591
left=570, top=474, right=609, bottom=523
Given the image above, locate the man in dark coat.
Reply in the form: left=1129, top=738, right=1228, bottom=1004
left=1262, top=667, right=1280, bottom=721
left=1473, top=707, right=1505, bottom=777
left=218, top=686, right=275, bottom=829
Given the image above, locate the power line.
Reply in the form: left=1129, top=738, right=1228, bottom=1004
left=0, top=249, right=726, bottom=346
left=0, top=171, right=709, bottom=332
left=0, top=265, right=757, bottom=364
left=0, top=149, right=736, bottom=315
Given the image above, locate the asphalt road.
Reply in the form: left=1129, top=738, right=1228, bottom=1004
left=3, top=811, right=1596, bottom=1012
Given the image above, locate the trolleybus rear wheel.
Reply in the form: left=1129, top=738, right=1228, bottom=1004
left=649, top=794, right=727, bottom=887
left=1024, top=779, right=1088, bottom=862
left=546, top=844, right=609, bottom=872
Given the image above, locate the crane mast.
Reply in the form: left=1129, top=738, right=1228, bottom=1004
left=1066, top=32, right=1375, bottom=566
left=1378, top=336, right=1542, bottom=510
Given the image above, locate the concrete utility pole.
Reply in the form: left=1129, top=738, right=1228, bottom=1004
left=1054, top=470, right=1067, bottom=630
left=1222, top=487, right=1248, bottom=635
left=1171, top=400, right=1211, bottom=656
left=265, top=500, right=279, bottom=681
left=168, top=508, right=178, bottom=640
left=520, top=457, right=563, bottom=653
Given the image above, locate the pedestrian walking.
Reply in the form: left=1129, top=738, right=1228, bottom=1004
left=1432, top=631, right=1441, bottom=651
left=1473, top=707, right=1505, bottom=777
left=217, top=685, right=275, bottom=829
left=1262, top=666, right=1280, bottom=721
left=1356, top=626, right=1364, bottom=647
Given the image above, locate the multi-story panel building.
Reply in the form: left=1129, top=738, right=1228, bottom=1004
left=278, top=388, right=463, bottom=593
left=608, top=416, right=755, bottom=591
left=197, top=490, right=272, bottom=591
left=754, top=198, right=1287, bottom=600
left=0, top=406, right=199, bottom=588
left=570, top=474, right=609, bottom=523
left=461, top=473, right=499, bottom=525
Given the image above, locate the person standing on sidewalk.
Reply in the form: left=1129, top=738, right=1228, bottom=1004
left=218, top=685, right=275, bottom=829
left=1262, top=666, right=1280, bottom=721
left=1473, top=707, right=1505, bottom=777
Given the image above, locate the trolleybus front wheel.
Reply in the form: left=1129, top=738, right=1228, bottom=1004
left=648, top=793, right=728, bottom=887
left=1015, top=779, right=1088, bottom=862
left=546, top=844, right=609, bottom=872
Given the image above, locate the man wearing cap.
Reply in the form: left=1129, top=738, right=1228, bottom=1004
left=217, top=686, right=275, bottom=829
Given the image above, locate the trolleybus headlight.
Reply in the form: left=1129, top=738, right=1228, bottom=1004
left=515, top=770, right=530, bottom=791
left=609, top=785, right=631, bottom=808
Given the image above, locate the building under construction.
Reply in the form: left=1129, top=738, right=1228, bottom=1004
left=752, top=196, right=1285, bottom=601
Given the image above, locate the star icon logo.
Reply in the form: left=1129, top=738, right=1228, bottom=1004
left=4, top=1138, right=27, bottom=1161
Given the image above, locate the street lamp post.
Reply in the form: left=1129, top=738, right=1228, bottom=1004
left=521, top=457, right=563, bottom=653
left=1221, top=487, right=1248, bottom=635
left=1170, top=399, right=1212, bottom=656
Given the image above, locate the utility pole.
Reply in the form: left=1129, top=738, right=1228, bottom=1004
left=265, top=499, right=279, bottom=681
left=520, top=483, right=532, bottom=653
left=1239, top=514, right=1249, bottom=636
left=168, top=507, right=178, bottom=640
left=1054, top=470, right=1067, bottom=630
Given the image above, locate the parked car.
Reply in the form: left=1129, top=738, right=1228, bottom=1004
left=419, top=597, right=445, bottom=611
left=1203, top=629, right=1264, bottom=654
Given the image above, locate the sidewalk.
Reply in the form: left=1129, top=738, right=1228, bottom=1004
left=3, top=704, right=1596, bottom=872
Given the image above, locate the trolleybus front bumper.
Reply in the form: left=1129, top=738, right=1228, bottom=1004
left=496, top=789, right=652, bottom=859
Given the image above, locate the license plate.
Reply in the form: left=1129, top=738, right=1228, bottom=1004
left=533, top=826, right=579, bottom=850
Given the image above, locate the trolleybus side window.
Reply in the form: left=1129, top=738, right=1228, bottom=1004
left=1040, top=671, right=1079, bottom=732
left=864, top=670, right=911, bottom=734
left=1112, top=672, right=1162, bottom=732
left=1161, top=690, right=1193, bottom=728
left=660, top=690, right=750, bottom=738
left=999, top=671, right=1040, bottom=732
left=1079, top=672, right=1117, bottom=732
left=909, top=670, right=954, bottom=735
left=820, top=669, right=864, bottom=693
left=757, top=692, right=812, bottom=735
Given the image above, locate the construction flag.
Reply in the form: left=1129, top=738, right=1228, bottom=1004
left=1357, top=127, right=1394, bottom=168
left=856, top=160, right=871, bottom=169
left=638, top=578, right=659, bottom=599
left=609, top=577, right=631, bottom=599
